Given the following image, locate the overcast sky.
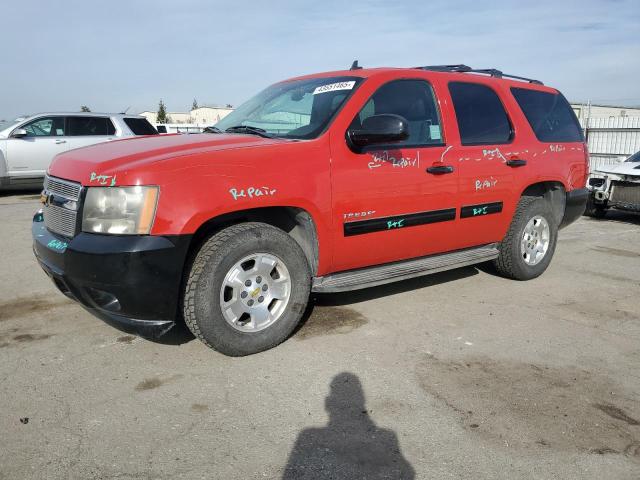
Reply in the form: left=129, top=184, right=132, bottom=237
left=1, top=0, right=638, bottom=121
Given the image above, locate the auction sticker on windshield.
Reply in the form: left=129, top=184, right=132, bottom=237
left=313, top=81, right=356, bottom=95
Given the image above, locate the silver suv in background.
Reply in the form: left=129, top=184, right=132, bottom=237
left=0, top=113, right=158, bottom=189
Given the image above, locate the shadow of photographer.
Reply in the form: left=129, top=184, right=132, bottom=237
left=283, top=372, right=415, bottom=479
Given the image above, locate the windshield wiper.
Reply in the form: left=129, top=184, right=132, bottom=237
left=225, top=125, right=274, bottom=138
left=203, top=126, right=223, bottom=133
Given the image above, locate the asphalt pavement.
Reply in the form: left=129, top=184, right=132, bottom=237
left=1, top=191, right=639, bottom=479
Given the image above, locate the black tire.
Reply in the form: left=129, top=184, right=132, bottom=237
left=584, top=196, right=608, bottom=218
left=494, top=196, right=558, bottom=281
left=183, top=222, right=311, bottom=356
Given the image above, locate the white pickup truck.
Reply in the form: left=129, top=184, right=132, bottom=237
left=0, top=113, right=158, bottom=189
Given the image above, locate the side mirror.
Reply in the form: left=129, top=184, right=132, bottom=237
left=347, top=114, right=409, bottom=148
left=11, top=128, right=28, bottom=138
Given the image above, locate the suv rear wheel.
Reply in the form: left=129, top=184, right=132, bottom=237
left=494, top=196, right=558, bottom=280
left=183, top=222, right=311, bottom=356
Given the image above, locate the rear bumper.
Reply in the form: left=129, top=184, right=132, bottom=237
left=32, top=213, right=191, bottom=338
left=559, top=188, right=589, bottom=229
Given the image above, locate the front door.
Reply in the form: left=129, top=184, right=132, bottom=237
left=330, top=79, right=459, bottom=272
left=6, top=116, right=68, bottom=176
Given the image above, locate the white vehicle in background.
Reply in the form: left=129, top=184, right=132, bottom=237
left=0, top=113, right=158, bottom=190
left=155, top=124, right=205, bottom=134
left=586, top=150, right=640, bottom=218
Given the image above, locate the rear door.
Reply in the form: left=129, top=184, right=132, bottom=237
left=329, top=78, right=459, bottom=272
left=6, top=116, right=69, bottom=176
left=446, top=81, right=526, bottom=248
left=65, top=116, right=116, bottom=150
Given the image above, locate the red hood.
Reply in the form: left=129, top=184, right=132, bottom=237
left=48, top=133, right=284, bottom=185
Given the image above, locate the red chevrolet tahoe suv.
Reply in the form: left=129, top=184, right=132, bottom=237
left=33, top=64, right=589, bottom=356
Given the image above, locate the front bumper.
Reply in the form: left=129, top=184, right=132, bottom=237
left=32, top=213, right=192, bottom=338
left=559, top=188, right=589, bottom=229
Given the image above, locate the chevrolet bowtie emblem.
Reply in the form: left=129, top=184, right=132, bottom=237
left=40, top=192, right=53, bottom=207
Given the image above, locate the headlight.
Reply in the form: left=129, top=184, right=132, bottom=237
left=82, top=186, right=159, bottom=235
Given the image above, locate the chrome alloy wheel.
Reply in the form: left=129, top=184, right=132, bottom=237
left=521, top=215, right=551, bottom=266
left=219, top=253, right=291, bottom=332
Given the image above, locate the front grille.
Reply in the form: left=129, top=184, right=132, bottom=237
left=44, top=176, right=81, bottom=201
left=43, top=175, right=82, bottom=238
left=610, top=181, right=640, bottom=206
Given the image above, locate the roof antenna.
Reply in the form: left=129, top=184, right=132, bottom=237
left=350, top=60, right=362, bottom=70
left=120, top=106, right=130, bottom=114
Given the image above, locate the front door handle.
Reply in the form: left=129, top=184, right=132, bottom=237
left=55, top=139, right=66, bottom=144
left=426, top=165, right=454, bottom=175
left=506, top=159, right=527, bottom=167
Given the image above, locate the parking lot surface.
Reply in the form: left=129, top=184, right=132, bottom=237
left=1, top=191, right=639, bottom=480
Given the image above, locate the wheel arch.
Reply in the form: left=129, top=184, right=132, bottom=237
left=520, top=181, right=566, bottom=226
left=187, top=206, right=319, bottom=276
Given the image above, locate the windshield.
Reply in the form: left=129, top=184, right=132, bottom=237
left=0, top=119, right=22, bottom=133
left=214, top=76, right=363, bottom=139
left=625, top=151, right=640, bottom=163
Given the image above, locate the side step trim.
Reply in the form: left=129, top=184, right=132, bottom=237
left=312, top=244, right=499, bottom=293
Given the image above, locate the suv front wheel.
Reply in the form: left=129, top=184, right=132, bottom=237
left=183, top=222, right=311, bottom=356
left=494, top=196, right=558, bottom=280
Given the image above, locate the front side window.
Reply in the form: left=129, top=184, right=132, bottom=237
left=449, top=82, right=512, bottom=145
left=349, top=79, right=444, bottom=147
left=214, top=76, right=363, bottom=139
left=511, top=88, right=584, bottom=142
left=22, top=116, right=65, bottom=137
left=67, top=116, right=116, bottom=136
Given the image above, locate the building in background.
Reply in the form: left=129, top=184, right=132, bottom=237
left=570, top=103, right=640, bottom=172
left=139, top=105, right=233, bottom=126
left=571, top=103, right=640, bottom=124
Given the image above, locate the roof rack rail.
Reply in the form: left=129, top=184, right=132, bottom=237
left=416, top=65, right=543, bottom=85
left=418, top=64, right=472, bottom=73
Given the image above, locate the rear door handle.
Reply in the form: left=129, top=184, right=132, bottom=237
left=55, top=139, right=66, bottom=144
left=426, top=165, right=454, bottom=175
left=506, top=159, right=527, bottom=167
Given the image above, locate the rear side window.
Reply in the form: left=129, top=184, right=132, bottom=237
left=449, top=82, right=512, bottom=145
left=68, top=116, right=116, bottom=136
left=123, top=118, right=158, bottom=135
left=511, top=88, right=583, bottom=142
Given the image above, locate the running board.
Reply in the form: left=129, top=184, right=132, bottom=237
left=312, top=244, right=499, bottom=293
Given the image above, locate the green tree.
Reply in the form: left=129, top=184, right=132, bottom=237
left=157, top=99, right=169, bottom=124
left=192, top=98, right=198, bottom=110
left=80, top=105, right=91, bottom=112
left=226, top=104, right=233, bottom=108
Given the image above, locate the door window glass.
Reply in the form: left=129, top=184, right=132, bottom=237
left=123, top=117, right=158, bottom=135
left=449, top=82, right=512, bottom=145
left=22, top=117, right=65, bottom=137
left=67, top=116, right=116, bottom=136
left=351, top=79, right=444, bottom=146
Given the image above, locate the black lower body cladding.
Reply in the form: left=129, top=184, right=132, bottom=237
left=559, top=188, right=589, bottom=229
left=32, top=214, right=191, bottom=338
